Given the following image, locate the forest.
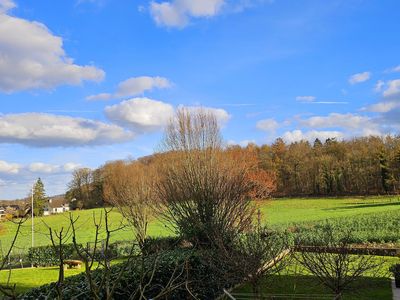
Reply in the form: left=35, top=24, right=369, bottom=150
left=66, top=135, right=400, bottom=209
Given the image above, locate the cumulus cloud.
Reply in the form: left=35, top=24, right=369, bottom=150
left=256, top=118, right=279, bottom=132
left=349, top=71, right=371, bottom=85
left=63, top=162, right=82, bottom=172
left=227, top=139, right=256, bottom=147
left=282, top=130, right=344, bottom=143
left=296, top=95, right=316, bottom=102
left=386, top=65, right=400, bottom=73
left=0, top=0, right=15, bottom=12
left=28, top=162, right=82, bottom=173
left=365, top=101, right=400, bottom=113
left=116, top=76, right=171, bottom=97
left=86, top=76, right=171, bottom=101
left=182, top=105, right=231, bottom=126
left=105, top=98, right=175, bottom=132
left=29, top=162, right=61, bottom=173
left=86, top=93, right=112, bottom=101
left=150, top=0, right=225, bottom=28
left=0, top=160, right=20, bottom=174
left=383, top=79, right=400, bottom=98
left=299, top=113, right=373, bottom=130
left=0, top=1, right=104, bottom=92
left=0, top=113, right=133, bottom=147
left=296, top=113, right=384, bottom=138
left=374, top=80, right=385, bottom=92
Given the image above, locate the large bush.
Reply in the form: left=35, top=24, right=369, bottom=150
left=28, top=244, right=82, bottom=267
left=19, top=248, right=245, bottom=299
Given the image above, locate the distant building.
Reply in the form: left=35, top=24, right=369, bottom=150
left=0, top=206, right=5, bottom=219
left=43, top=197, right=70, bottom=216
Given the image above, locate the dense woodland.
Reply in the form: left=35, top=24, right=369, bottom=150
left=66, top=135, right=400, bottom=208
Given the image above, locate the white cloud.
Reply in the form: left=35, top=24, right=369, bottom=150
left=105, top=97, right=175, bottom=132
left=28, top=162, right=81, bottom=173
left=150, top=0, right=225, bottom=28
left=386, top=65, right=400, bottom=73
left=374, top=80, right=385, bottom=92
left=0, top=2, right=104, bottom=92
left=282, top=130, right=344, bottom=143
left=63, top=162, right=82, bottom=172
left=182, top=105, right=231, bottom=126
left=0, top=113, right=133, bottom=147
left=227, top=139, right=256, bottom=147
left=0, top=160, right=20, bottom=174
left=116, top=76, right=171, bottom=98
left=365, top=101, right=400, bottom=113
left=29, top=162, right=60, bottom=174
left=348, top=71, right=371, bottom=85
left=383, top=79, right=400, bottom=98
left=0, top=0, right=15, bottom=12
left=299, top=113, right=373, bottom=130
left=296, top=95, right=316, bottom=102
left=86, top=93, right=112, bottom=101
left=256, top=118, right=279, bottom=132
left=86, top=76, right=171, bottom=101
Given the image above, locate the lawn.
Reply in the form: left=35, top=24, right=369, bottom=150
left=1, top=196, right=400, bottom=297
left=232, top=256, right=400, bottom=300
left=1, top=196, right=400, bottom=253
left=232, top=275, right=393, bottom=299
left=0, top=266, right=84, bottom=295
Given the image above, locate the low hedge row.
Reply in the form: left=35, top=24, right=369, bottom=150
left=19, top=248, right=244, bottom=299
left=27, top=241, right=139, bottom=267
left=28, top=244, right=81, bottom=267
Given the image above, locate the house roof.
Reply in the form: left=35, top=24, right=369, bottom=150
left=48, top=196, right=69, bottom=208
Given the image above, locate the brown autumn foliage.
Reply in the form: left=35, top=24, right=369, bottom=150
left=225, top=145, right=276, bottom=199
left=102, top=160, right=157, bottom=248
left=155, top=108, right=256, bottom=247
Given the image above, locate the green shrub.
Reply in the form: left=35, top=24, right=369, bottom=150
left=28, top=244, right=82, bottom=267
left=142, top=236, right=181, bottom=254
left=20, top=248, right=244, bottom=299
left=390, top=264, right=400, bottom=277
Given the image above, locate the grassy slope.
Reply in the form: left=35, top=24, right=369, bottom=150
left=1, top=196, right=400, bottom=252
left=233, top=256, right=400, bottom=300
left=0, top=209, right=170, bottom=253
left=1, top=196, right=400, bottom=296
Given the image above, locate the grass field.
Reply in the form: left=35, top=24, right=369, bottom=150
left=1, top=196, right=400, bottom=253
left=1, top=196, right=400, bottom=297
left=233, top=256, right=399, bottom=300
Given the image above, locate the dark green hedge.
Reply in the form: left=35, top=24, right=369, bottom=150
left=27, top=241, right=138, bottom=267
left=28, top=244, right=82, bottom=267
left=19, top=248, right=244, bottom=299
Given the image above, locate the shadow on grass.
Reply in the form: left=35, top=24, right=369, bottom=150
left=324, top=201, right=400, bottom=211
left=234, top=275, right=392, bottom=300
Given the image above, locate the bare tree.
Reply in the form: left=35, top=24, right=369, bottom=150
left=0, top=213, right=28, bottom=299
left=67, top=208, right=188, bottom=300
left=239, top=211, right=292, bottom=296
left=43, top=221, right=74, bottom=299
left=103, top=160, right=156, bottom=249
left=295, top=226, right=385, bottom=300
left=156, top=108, right=255, bottom=247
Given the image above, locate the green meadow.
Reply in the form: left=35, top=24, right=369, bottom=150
left=1, top=196, right=400, bottom=252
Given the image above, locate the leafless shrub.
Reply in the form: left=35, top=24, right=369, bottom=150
left=295, top=226, right=385, bottom=300
left=0, top=212, right=28, bottom=299
left=156, top=108, right=255, bottom=247
left=103, top=160, right=156, bottom=249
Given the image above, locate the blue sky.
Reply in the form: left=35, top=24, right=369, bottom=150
left=0, top=0, right=400, bottom=199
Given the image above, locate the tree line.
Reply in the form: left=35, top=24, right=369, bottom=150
left=256, top=136, right=400, bottom=196
left=66, top=135, right=400, bottom=208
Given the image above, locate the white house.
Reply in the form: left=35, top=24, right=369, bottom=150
left=0, top=206, right=5, bottom=219
left=43, top=197, right=70, bottom=216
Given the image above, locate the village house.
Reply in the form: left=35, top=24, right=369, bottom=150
left=43, top=197, right=70, bottom=216
left=0, top=206, right=5, bottom=219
